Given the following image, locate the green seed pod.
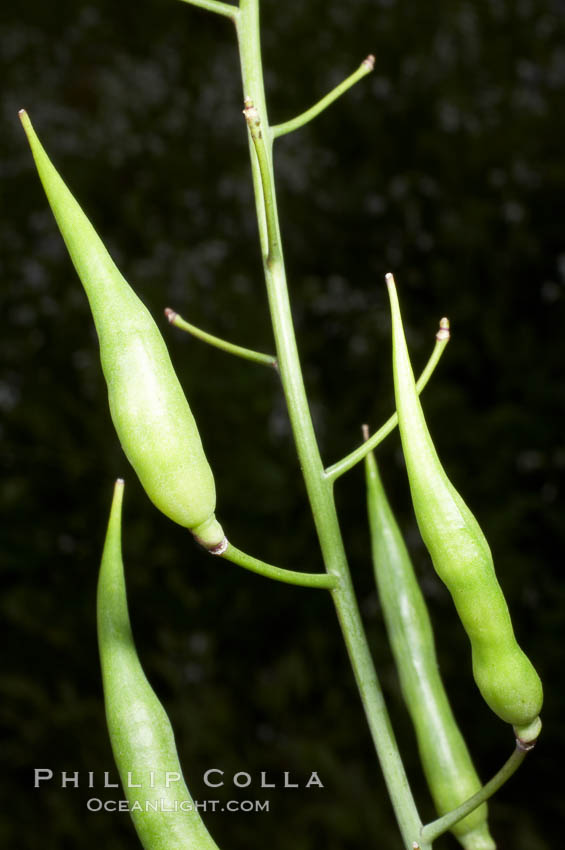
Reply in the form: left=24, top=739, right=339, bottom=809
left=19, top=110, right=224, bottom=550
left=98, top=479, right=221, bottom=850
left=386, top=274, right=542, bottom=742
left=365, top=441, right=495, bottom=850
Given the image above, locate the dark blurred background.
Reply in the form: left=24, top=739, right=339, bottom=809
left=2, top=0, right=564, bottom=847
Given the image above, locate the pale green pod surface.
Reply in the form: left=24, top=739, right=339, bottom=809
left=20, top=110, right=224, bottom=550
left=386, top=274, right=542, bottom=739
left=98, top=480, right=221, bottom=850
left=365, top=448, right=495, bottom=850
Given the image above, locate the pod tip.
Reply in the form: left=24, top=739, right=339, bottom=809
left=18, top=109, right=31, bottom=132
left=164, top=307, right=177, bottom=324
left=108, top=479, right=125, bottom=523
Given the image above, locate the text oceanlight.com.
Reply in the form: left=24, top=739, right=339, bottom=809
left=86, top=798, right=270, bottom=813
left=33, top=769, right=323, bottom=813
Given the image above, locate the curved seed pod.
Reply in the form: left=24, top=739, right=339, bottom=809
left=98, top=480, right=221, bottom=850
left=19, top=110, right=224, bottom=550
left=386, top=274, right=542, bottom=743
left=365, top=441, right=495, bottom=850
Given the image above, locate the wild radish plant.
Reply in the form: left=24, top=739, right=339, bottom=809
left=20, top=2, right=542, bottom=848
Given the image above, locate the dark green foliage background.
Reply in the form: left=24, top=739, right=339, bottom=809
left=2, top=1, right=564, bottom=847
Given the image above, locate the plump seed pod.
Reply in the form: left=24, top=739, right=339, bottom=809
left=386, top=273, right=542, bottom=743
left=98, top=480, right=221, bottom=850
left=365, top=439, right=495, bottom=850
left=19, top=110, right=224, bottom=551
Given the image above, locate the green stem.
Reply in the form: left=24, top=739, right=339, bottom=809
left=236, top=4, right=424, bottom=847
left=272, top=55, right=375, bottom=139
left=219, top=543, right=336, bottom=589
left=326, top=320, right=450, bottom=482
left=243, top=98, right=281, bottom=268
left=177, top=0, right=239, bottom=22
left=165, top=307, right=277, bottom=368
left=421, top=743, right=529, bottom=844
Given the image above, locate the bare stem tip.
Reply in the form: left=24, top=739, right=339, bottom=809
left=361, top=423, right=370, bottom=441
left=363, top=54, right=376, bottom=71
left=385, top=271, right=395, bottom=287
left=164, top=307, right=177, bottom=323
left=436, top=316, right=450, bottom=341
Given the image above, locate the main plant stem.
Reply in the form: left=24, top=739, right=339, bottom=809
left=235, top=3, right=425, bottom=847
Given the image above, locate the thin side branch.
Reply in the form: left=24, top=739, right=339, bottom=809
left=420, top=742, right=530, bottom=844
left=272, top=55, right=375, bottom=139
left=165, top=308, right=277, bottom=369
left=177, top=0, right=239, bottom=21
left=326, top=319, right=450, bottom=482
left=218, top=542, right=338, bottom=589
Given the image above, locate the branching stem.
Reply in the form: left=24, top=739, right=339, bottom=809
left=165, top=307, right=277, bottom=368
left=272, top=55, right=375, bottom=138
left=326, top=320, right=450, bottom=482
left=219, top=543, right=337, bottom=589
left=420, top=743, right=529, bottom=844
left=236, top=2, right=424, bottom=847
left=177, top=0, right=239, bottom=22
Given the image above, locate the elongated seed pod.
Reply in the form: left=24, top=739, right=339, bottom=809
left=365, top=442, right=495, bottom=850
left=386, top=274, right=542, bottom=742
left=19, top=110, right=224, bottom=550
left=98, top=480, right=221, bottom=850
